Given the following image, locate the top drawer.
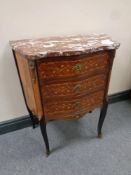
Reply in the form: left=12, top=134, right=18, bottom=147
left=37, top=51, right=109, bottom=81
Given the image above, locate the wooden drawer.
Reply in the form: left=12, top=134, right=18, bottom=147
left=44, top=91, right=104, bottom=121
left=37, top=52, right=109, bottom=81
left=42, top=74, right=107, bottom=99
left=46, top=111, right=91, bottom=121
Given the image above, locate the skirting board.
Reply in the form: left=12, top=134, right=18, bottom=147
left=0, top=90, right=131, bottom=135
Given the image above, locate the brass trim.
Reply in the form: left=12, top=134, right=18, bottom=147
left=29, top=61, right=36, bottom=82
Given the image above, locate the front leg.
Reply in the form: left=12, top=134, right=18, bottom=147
left=28, top=109, right=39, bottom=129
left=97, top=100, right=108, bottom=138
left=40, top=117, right=50, bottom=156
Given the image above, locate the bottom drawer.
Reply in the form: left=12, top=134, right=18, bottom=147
left=44, top=91, right=104, bottom=121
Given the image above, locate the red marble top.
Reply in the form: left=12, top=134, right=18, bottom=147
left=10, top=34, right=120, bottom=59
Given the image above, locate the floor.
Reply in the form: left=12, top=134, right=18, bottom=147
left=0, top=101, right=131, bottom=175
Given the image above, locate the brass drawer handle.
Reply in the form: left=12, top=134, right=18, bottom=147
left=73, top=84, right=81, bottom=93
left=72, top=64, right=84, bottom=72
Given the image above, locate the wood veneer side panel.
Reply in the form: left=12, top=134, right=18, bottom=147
left=15, top=52, right=42, bottom=118
left=104, top=50, right=116, bottom=100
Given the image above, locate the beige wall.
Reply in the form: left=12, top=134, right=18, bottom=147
left=0, top=0, right=131, bottom=122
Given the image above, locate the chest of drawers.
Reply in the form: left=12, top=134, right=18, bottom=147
left=10, top=34, right=119, bottom=156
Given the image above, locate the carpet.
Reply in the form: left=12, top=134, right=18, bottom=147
left=0, top=100, right=131, bottom=175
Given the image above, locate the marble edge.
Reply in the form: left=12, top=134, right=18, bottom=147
left=9, top=34, right=120, bottom=60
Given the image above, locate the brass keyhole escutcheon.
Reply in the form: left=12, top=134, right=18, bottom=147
left=74, top=101, right=81, bottom=109
left=73, top=84, right=81, bottom=93
left=73, top=64, right=83, bottom=72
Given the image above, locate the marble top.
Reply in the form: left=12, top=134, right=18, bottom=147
left=10, top=34, right=120, bottom=59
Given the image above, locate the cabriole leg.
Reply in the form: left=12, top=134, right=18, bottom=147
left=40, top=117, right=50, bottom=157
left=28, top=110, right=36, bottom=129
left=28, top=108, right=39, bottom=129
left=97, top=100, right=108, bottom=138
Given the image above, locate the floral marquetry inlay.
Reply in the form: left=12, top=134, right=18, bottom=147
left=44, top=91, right=104, bottom=116
left=42, top=74, right=107, bottom=98
left=38, top=52, right=109, bottom=80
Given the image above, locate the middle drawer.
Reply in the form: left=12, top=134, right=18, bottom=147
left=41, top=74, right=107, bottom=99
